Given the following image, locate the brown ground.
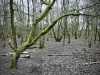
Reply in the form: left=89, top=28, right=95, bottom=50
left=0, top=38, right=100, bottom=75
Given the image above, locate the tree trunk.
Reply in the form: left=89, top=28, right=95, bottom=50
left=97, top=30, right=100, bottom=41
left=10, top=41, right=30, bottom=69
left=79, top=25, right=84, bottom=38
left=88, top=40, right=92, bottom=48
left=39, top=36, right=45, bottom=49
left=99, top=33, right=100, bottom=41
left=63, top=25, right=66, bottom=46
left=10, top=0, right=17, bottom=50
left=75, top=32, right=77, bottom=39
left=68, top=34, right=70, bottom=43
left=10, top=53, right=19, bottom=69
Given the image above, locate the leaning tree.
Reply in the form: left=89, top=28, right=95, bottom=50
left=9, top=0, right=97, bottom=69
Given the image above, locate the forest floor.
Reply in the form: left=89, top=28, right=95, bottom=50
left=0, top=38, right=100, bottom=75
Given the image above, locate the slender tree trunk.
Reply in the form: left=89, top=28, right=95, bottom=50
left=79, top=25, right=84, bottom=38
left=63, top=23, right=66, bottom=46
left=68, top=34, right=70, bottom=43
left=62, top=0, right=70, bottom=44
left=98, top=32, right=100, bottom=41
left=94, top=24, right=97, bottom=43
left=25, top=0, right=30, bottom=41
left=10, top=0, right=17, bottom=50
left=85, top=17, right=89, bottom=39
left=39, top=36, right=45, bottom=49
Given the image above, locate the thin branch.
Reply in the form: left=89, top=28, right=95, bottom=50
left=8, top=39, right=15, bottom=50
left=68, top=1, right=100, bottom=12
left=36, top=0, right=56, bottom=23
left=40, top=0, right=50, bottom=5
left=27, top=0, right=56, bottom=43
left=27, top=46, right=39, bottom=49
left=13, top=9, right=33, bottom=16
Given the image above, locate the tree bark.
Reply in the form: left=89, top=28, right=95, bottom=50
left=10, top=0, right=17, bottom=50
left=10, top=41, right=30, bottom=69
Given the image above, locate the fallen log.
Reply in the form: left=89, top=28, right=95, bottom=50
left=83, top=61, right=100, bottom=66
left=1, top=54, right=9, bottom=56
left=48, top=54, right=69, bottom=56
left=22, top=51, right=29, bottom=54
left=94, top=53, right=100, bottom=54
left=0, top=68, right=3, bottom=70
left=20, top=54, right=30, bottom=58
left=1, top=53, right=30, bottom=58
left=27, top=46, right=39, bottom=49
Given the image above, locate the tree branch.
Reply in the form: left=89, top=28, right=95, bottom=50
left=27, top=0, right=56, bottom=43
left=36, top=0, right=56, bottom=23
left=68, top=1, right=100, bottom=12
left=40, top=0, right=50, bottom=5
left=8, top=39, right=15, bottom=50
left=30, top=13, right=97, bottom=45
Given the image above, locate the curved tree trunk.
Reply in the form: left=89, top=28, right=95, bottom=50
left=10, top=41, right=30, bottom=69
left=10, top=0, right=56, bottom=69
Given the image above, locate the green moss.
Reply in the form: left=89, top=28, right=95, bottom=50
left=88, top=43, right=91, bottom=48
left=68, top=41, right=70, bottom=43
left=39, top=45, right=45, bottom=49
left=10, top=53, right=18, bottom=69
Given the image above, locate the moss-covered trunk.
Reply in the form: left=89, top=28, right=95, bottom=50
left=10, top=53, right=18, bottom=69
left=10, top=0, right=56, bottom=69
left=10, top=41, right=30, bottom=69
